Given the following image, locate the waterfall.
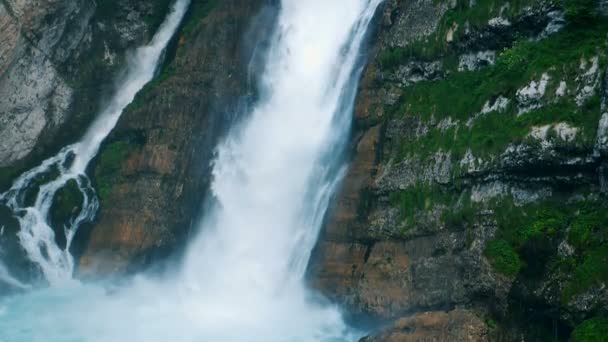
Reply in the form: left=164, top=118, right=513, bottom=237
left=0, top=0, right=190, bottom=286
left=0, top=0, right=382, bottom=340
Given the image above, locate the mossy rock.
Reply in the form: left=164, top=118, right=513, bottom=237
left=94, top=140, right=135, bottom=201
left=485, top=239, right=523, bottom=277
left=571, top=317, right=608, bottom=342
left=49, top=179, right=84, bottom=239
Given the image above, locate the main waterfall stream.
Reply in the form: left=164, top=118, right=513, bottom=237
left=0, top=0, right=382, bottom=340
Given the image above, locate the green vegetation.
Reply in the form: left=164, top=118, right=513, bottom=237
left=558, top=203, right=608, bottom=301
left=562, top=246, right=608, bottom=301
left=485, top=239, right=522, bottom=276
left=571, top=317, right=608, bottom=342
left=482, top=200, right=567, bottom=276
left=563, top=0, right=600, bottom=26
left=94, top=140, right=135, bottom=200
left=390, top=19, right=607, bottom=162
left=388, top=184, right=454, bottom=226
left=473, top=198, right=608, bottom=298
left=50, top=179, right=84, bottom=228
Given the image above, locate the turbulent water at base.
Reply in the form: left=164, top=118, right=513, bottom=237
left=0, top=0, right=382, bottom=340
left=0, top=0, right=190, bottom=285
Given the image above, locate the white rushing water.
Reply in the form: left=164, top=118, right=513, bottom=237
left=0, top=0, right=190, bottom=285
left=0, top=0, right=382, bottom=340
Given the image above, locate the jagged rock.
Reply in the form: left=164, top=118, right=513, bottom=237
left=595, top=113, right=608, bottom=155
left=575, top=56, right=601, bottom=107
left=539, top=10, right=565, bottom=38
left=385, top=60, right=443, bottom=86
left=516, top=73, right=550, bottom=115
left=458, top=50, right=495, bottom=71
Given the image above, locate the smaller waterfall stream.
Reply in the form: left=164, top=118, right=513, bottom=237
left=0, top=0, right=190, bottom=286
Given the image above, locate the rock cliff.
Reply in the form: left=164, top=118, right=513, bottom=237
left=0, top=0, right=173, bottom=188
left=309, top=0, right=608, bottom=340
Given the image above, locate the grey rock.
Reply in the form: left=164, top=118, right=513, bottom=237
left=384, top=60, right=443, bottom=86
left=0, top=0, right=156, bottom=169
left=458, top=50, right=496, bottom=71
left=381, top=0, right=450, bottom=48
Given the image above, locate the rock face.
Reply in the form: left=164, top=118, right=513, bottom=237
left=79, top=0, right=270, bottom=276
left=0, top=0, right=171, bottom=186
left=309, top=0, right=608, bottom=340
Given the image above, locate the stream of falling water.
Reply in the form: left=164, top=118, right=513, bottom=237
left=0, top=0, right=382, bottom=340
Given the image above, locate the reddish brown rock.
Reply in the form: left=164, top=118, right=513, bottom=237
left=362, top=310, right=491, bottom=342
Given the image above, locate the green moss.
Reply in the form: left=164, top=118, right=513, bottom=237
left=571, top=317, right=608, bottom=342
left=390, top=21, right=607, bottom=162
left=563, top=0, right=600, bottom=26
left=94, top=141, right=135, bottom=200
left=388, top=184, right=455, bottom=226
left=485, top=239, right=523, bottom=276
left=50, top=180, right=84, bottom=228
left=568, top=203, right=608, bottom=249
left=563, top=246, right=608, bottom=301
left=127, top=63, right=178, bottom=112
left=493, top=200, right=569, bottom=247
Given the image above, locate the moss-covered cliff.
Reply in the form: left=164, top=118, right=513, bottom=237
left=309, top=0, right=608, bottom=340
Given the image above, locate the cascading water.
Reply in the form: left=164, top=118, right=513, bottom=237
left=0, top=0, right=190, bottom=286
left=0, top=0, right=382, bottom=340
